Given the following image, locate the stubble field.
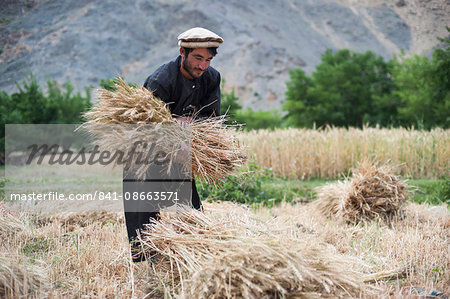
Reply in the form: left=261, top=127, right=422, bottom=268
left=0, top=127, right=448, bottom=298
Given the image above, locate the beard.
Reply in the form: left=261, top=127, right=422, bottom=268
left=183, top=58, right=204, bottom=79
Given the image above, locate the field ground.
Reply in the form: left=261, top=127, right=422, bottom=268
left=0, top=157, right=448, bottom=297
left=0, top=199, right=448, bottom=298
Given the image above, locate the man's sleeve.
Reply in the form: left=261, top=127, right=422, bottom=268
left=143, top=76, right=171, bottom=104
left=198, top=72, right=221, bottom=118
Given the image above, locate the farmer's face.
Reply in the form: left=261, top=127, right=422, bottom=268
left=180, top=48, right=213, bottom=80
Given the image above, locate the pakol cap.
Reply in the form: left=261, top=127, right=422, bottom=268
left=178, top=27, right=224, bottom=48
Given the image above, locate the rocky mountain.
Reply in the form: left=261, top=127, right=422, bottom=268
left=1, top=0, right=449, bottom=110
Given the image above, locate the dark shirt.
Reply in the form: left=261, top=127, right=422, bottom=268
left=143, top=55, right=221, bottom=118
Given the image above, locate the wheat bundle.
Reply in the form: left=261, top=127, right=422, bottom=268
left=0, top=254, right=47, bottom=298
left=190, top=117, right=247, bottom=183
left=82, top=78, right=246, bottom=183
left=139, top=205, right=365, bottom=298
left=312, top=160, right=408, bottom=223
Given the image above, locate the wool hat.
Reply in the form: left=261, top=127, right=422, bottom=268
left=178, top=27, right=224, bottom=48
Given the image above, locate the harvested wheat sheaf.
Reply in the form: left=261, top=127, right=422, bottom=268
left=82, top=78, right=246, bottom=184
left=312, top=160, right=408, bottom=223
left=139, top=205, right=367, bottom=298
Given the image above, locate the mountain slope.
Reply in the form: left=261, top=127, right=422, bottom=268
left=1, top=0, right=448, bottom=110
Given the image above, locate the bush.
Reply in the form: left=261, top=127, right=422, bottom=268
left=220, top=88, right=242, bottom=124
left=0, top=74, right=91, bottom=163
left=100, top=78, right=138, bottom=91
left=196, top=164, right=322, bottom=208
left=0, top=176, right=8, bottom=199
left=197, top=164, right=278, bottom=207
left=237, top=109, right=284, bottom=131
left=220, top=88, right=285, bottom=130
left=409, top=179, right=450, bottom=205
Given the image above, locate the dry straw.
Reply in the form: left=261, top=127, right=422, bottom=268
left=312, top=160, right=408, bottom=223
left=0, top=254, right=47, bottom=298
left=139, top=205, right=366, bottom=298
left=267, top=201, right=450, bottom=295
left=33, top=211, right=123, bottom=231
left=0, top=203, right=33, bottom=240
left=82, top=77, right=246, bottom=183
left=0, top=206, right=46, bottom=298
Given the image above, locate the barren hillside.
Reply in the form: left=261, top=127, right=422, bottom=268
left=1, top=0, right=448, bottom=110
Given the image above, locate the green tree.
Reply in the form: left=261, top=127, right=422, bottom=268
left=284, top=49, right=396, bottom=127
left=390, top=54, right=435, bottom=128
left=429, top=27, right=449, bottom=128
left=220, top=88, right=243, bottom=125
left=1, top=74, right=91, bottom=163
left=283, top=68, right=314, bottom=127
left=390, top=28, right=449, bottom=129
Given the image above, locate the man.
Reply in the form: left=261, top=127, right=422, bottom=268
left=124, top=27, right=223, bottom=262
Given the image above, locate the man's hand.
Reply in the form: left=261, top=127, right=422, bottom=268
left=174, top=140, right=190, bottom=164
left=172, top=117, right=193, bottom=164
left=175, top=116, right=194, bottom=128
left=174, top=117, right=192, bottom=163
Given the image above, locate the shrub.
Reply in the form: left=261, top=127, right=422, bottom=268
left=0, top=74, right=91, bottom=163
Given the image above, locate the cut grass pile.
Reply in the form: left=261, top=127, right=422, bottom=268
left=138, top=203, right=367, bottom=298
left=312, top=160, right=408, bottom=223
